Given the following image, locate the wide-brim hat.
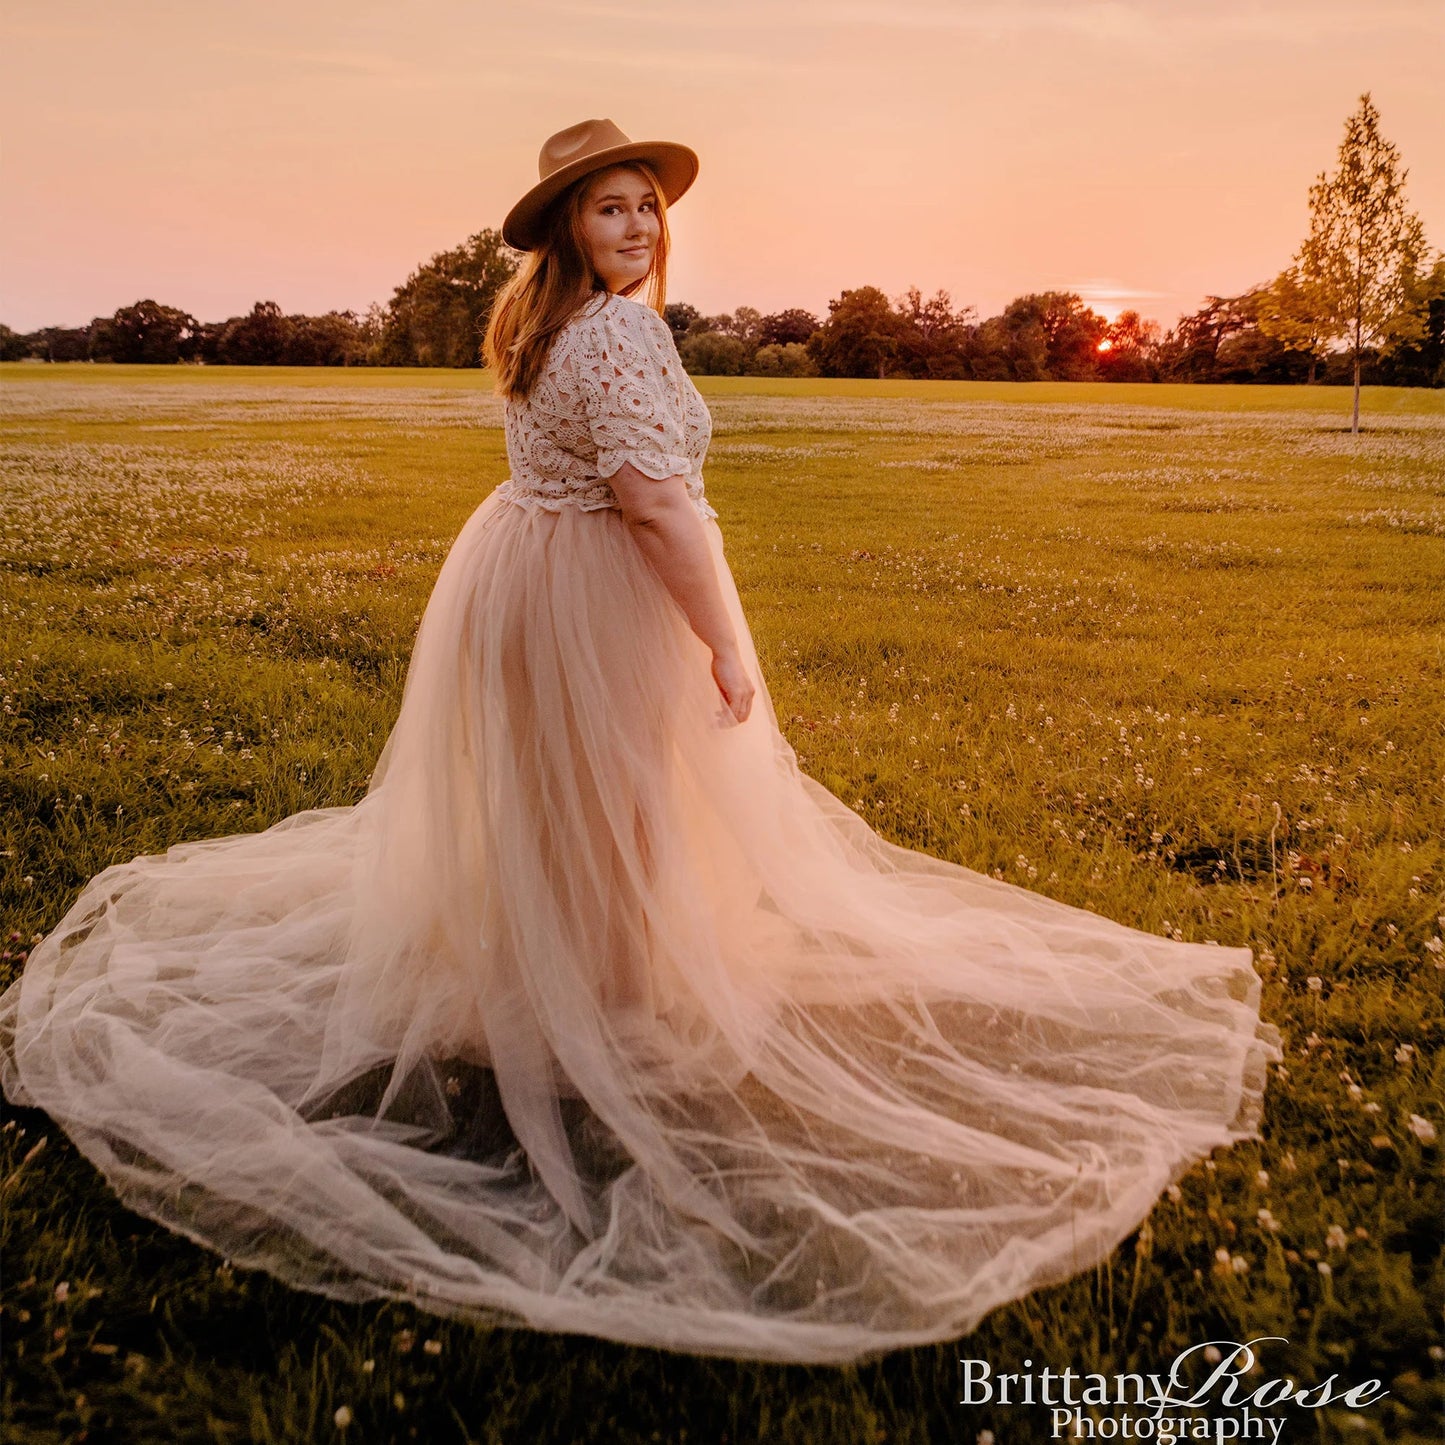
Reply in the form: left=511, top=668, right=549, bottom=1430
left=502, top=117, right=699, bottom=252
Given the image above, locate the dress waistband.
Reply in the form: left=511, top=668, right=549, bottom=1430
left=494, top=479, right=717, bottom=523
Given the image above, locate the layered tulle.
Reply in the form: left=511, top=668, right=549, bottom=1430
left=0, top=490, right=1281, bottom=1362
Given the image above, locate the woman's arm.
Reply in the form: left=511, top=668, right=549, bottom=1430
left=610, top=462, right=732, bottom=653
left=608, top=462, right=754, bottom=723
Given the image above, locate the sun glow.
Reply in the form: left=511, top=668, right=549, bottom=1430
left=1097, top=339, right=1113, bottom=352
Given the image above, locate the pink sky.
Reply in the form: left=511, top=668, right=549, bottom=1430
left=2, top=0, right=1441, bottom=335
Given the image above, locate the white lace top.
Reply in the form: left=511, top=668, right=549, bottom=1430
left=495, top=290, right=717, bottom=521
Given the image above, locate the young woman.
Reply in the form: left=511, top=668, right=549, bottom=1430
left=0, top=119, right=1281, bottom=1363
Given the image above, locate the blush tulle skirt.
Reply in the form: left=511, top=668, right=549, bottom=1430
left=0, top=491, right=1281, bottom=1362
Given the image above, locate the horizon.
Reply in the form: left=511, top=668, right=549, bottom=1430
left=2, top=1, right=1441, bottom=335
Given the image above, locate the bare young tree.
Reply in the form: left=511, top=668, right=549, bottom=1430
left=1295, top=93, right=1428, bottom=433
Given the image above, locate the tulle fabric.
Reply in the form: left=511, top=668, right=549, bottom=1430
left=0, top=490, right=1281, bottom=1362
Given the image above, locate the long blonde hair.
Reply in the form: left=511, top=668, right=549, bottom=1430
left=483, top=160, right=671, bottom=400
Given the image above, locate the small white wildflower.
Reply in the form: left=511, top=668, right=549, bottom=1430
left=1326, top=1225, right=1348, bottom=1251
left=1255, top=1169, right=1270, bottom=1188
left=1407, top=1114, right=1437, bottom=1144
left=1306, top=976, right=1323, bottom=992
left=1317, top=1260, right=1333, bottom=1277
left=334, top=1406, right=353, bottom=1429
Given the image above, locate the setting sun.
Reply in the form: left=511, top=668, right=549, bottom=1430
left=1097, top=339, right=1113, bottom=352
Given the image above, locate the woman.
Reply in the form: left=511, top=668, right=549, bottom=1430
left=0, top=119, right=1281, bottom=1364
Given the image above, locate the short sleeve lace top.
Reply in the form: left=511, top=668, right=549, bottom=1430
left=495, top=291, right=717, bottom=521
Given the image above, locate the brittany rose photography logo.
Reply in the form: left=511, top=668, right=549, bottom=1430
left=960, top=1336, right=1388, bottom=1440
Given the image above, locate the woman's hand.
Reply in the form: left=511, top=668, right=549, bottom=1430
left=711, top=647, right=755, bottom=726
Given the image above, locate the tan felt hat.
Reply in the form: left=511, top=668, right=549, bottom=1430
left=502, top=118, right=699, bottom=252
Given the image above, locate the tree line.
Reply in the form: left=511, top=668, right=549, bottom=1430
left=3, top=96, right=1437, bottom=389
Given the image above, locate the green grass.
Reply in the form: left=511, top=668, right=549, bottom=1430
left=2, top=365, right=1442, bottom=1444
left=5, top=361, right=1442, bottom=414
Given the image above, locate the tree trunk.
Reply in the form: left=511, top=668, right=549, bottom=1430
left=1351, top=355, right=1361, bottom=434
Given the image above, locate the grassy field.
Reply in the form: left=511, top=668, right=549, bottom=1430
left=1, top=364, right=1442, bottom=1444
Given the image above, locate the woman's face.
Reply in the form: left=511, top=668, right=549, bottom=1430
left=577, top=165, right=660, bottom=294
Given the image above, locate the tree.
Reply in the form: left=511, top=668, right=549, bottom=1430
left=1293, top=93, right=1430, bottom=431
left=379, top=228, right=517, bottom=368
left=683, top=307, right=766, bottom=369
left=678, top=331, right=748, bottom=376
left=1033, top=292, right=1108, bottom=380
left=1256, top=267, right=1330, bottom=382
left=807, top=286, right=913, bottom=378
left=966, top=314, right=1026, bottom=381
left=358, top=303, right=388, bottom=366
left=894, top=286, right=974, bottom=379
left=30, top=326, right=91, bottom=362
left=724, top=306, right=764, bottom=347
left=0, top=324, right=30, bottom=361
left=663, top=302, right=701, bottom=346
left=1375, top=257, right=1445, bottom=387
left=213, top=301, right=294, bottom=365
left=1155, top=294, right=1260, bottom=382
left=757, top=308, right=819, bottom=347
left=283, top=310, right=373, bottom=366
left=88, top=299, right=199, bottom=363
left=988, top=297, right=1049, bottom=380
left=750, top=342, right=818, bottom=378
left=966, top=292, right=1104, bottom=381
left=1213, top=288, right=1315, bottom=383
left=1096, top=311, right=1162, bottom=383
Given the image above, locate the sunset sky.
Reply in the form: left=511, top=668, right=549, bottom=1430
left=2, top=0, right=1441, bottom=335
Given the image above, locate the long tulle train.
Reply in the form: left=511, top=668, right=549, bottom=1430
left=0, top=490, right=1281, bottom=1362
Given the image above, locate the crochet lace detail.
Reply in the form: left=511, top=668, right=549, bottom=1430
left=497, top=292, right=717, bottom=521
